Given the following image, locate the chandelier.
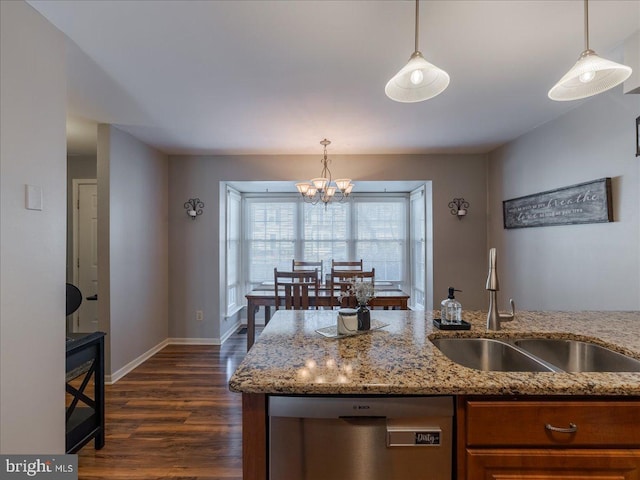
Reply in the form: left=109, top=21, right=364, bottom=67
left=295, top=139, right=354, bottom=206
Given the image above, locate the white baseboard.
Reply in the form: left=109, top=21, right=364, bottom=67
left=220, top=319, right=242, bottom=344
left=168, top=337, right=221, bottom=345
left=106, top=328, right=244, bottom=384
left=106, top=338, right=169, bottom=385
left=166, top=323, right=239, bottom=345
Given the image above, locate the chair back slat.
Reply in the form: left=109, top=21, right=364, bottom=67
left=331, top=259, right=363, bottom=271
left=284, top=283, right=310, bottom=310
left=274, top=268, right=319, bottom=311
left=292, top=260, right=323, bottom=283
left=330, top=268, right=375, bottom=308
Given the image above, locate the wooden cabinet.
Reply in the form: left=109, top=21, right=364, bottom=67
left=457, top=397, right=640, bottom=479
left=467, top=449, right=640, bottom=479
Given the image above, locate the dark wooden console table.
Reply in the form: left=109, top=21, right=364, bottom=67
left=66, top=331, right=106, bottom=453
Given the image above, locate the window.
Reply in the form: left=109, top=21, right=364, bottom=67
left=245, top=198, right=296, bottom=287
left=244, top=195, right=408, bottom=287
left=410, top=188, right=426, bottom=309
left=354, top=199, right=405, bottom=280
left=302, top=202, right=349, bottom=275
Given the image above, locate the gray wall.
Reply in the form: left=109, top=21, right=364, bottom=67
left=168, top=154, right=488, bottom=341
left=66, top=155, right=97, bottom=282
left=0, top=0, right=67, bottom=453
left=487, top=86, right=640, bottom=310
left=98, top=125, right=169, bottom=375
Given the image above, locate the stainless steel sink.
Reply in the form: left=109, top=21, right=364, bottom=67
left=430, top=338, right=555, bottom=372
left=430, top=336, right=640, bottom=373
left=513, top=338, right=640, bottom=372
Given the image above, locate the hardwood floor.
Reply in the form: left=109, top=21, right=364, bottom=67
left=77, top=330, right=251, bottom=480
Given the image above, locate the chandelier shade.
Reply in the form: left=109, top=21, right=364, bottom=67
left=295, top=139, right=354, bottom=206
left=385, top=0, right=449, bottom=103
left=548, top=0, right=632, bottom=101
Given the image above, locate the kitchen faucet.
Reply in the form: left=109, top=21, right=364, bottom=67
left=486, top=247, right=515, bottom=330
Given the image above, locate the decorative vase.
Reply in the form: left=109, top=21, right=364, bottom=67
left=357, top=304, right=371, bottom=331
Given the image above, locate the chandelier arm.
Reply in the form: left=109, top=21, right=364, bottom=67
left=325, top=160, right=332, bottom=186
left=320, top=151, right=332, bottom=187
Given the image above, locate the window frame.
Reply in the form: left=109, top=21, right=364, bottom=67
left=225, top=186, right=243, bottom=317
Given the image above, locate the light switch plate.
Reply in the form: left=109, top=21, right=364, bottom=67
left=25, top=184, right=43, bottom=211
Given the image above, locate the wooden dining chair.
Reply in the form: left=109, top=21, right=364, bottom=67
left=331, top=259, right=363, bottom=271
left=292, top=260, right=323, bottom=283
left=330, top=268, right=375, bottom=308
left=274, top=268, right=319, bottom=310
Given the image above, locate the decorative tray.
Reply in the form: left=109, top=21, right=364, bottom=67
left=316, top=319, right=390, bottom=339
left=432, top=318, right=471, bottom=330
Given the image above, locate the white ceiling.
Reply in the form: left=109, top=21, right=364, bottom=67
left=28, top=0, right=640, bottom=157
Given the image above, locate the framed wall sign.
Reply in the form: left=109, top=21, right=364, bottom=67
left=503, top=178, right=613, bottom=229
left=636, top=117, right=640, bottom=157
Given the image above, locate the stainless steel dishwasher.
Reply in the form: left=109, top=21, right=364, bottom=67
left=269, top=396, right=453, bottom=480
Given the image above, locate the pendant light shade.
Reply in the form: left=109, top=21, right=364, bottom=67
left=385, top=51, right=450, bottom=103
left=548, top=50, right=632, bottom=101
left=385, top=0, right=449, bottom=103
left=548, top=0, right=632, bottom=101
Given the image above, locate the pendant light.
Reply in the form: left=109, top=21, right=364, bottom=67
left=385, top=0, right=449, bottom=103
left=548, top=0, right=632, bottom=101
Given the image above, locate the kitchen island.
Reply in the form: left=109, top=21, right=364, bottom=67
left=228, top=310, right=640, bottom=479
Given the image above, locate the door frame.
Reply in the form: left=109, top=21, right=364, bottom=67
left=72, top=178, right=97, bottom=332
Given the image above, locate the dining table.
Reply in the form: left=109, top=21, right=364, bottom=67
left=244, top=282, right=410, bottom=350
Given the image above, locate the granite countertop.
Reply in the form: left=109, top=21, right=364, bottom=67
left=228, top=310, right=640, bottom=396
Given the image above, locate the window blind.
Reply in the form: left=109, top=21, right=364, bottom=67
left=245, top=195, right=408, bottom=286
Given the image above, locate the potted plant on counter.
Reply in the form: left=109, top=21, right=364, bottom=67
left=338, top=279, right=374, bottom=330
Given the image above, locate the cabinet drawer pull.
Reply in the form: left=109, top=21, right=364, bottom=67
left=545, top=422, right=577, bottom=434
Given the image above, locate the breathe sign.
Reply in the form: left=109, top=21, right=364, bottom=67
left=503, top=178, right=613, bottom=229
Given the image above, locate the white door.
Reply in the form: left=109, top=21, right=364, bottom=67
left=73, top=181, right=98, bottom=332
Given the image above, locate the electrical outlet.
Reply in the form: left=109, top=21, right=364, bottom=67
left=196, top=310, right=204, bottom=321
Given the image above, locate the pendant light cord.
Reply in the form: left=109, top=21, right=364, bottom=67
left=414, top=0, right=420, bottom=53
left=584, top=0, right=589, bottom=51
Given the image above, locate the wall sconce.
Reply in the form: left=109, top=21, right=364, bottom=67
left=449, top=198, right=469, bottom=220
left=184, top=198, right=204, bottom=220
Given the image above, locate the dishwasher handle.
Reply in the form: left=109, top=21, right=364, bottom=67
left=269, top=395, right=454, bottom=419
left=338, top=416, right=386, bottom=426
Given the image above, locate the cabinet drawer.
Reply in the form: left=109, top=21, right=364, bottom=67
left=466, top=400, right=640, bottom=447
left=466, top=449, right=640, bottom=479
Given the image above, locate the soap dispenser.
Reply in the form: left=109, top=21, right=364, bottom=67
left=441, top=287, right=462, bottom=325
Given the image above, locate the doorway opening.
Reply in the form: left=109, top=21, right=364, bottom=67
left=71, top=178, right=98, bottom=333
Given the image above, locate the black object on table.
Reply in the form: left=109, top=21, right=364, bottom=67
left=432, top=318, right=472, bottom=330
left=66, top=331, right=106, bottom=454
